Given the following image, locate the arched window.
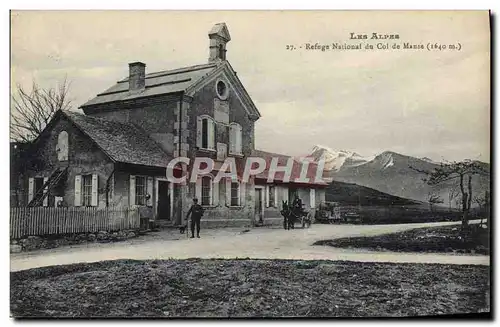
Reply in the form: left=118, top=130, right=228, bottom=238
left=196, top=115, right=215, bottom=150
left=57, top=131, right=69, bottom=161
left=229, top=123, right=242, bottom=155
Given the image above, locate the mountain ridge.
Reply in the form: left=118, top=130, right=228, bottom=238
left=311, top=145, right=490, bottom=205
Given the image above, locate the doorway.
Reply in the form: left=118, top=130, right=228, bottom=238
left=288, top=187, right=298, bottom=203
left=254, top=187, right=264, bottom=224
left=157, top=180, right=171, bottom=220
left=34, top=177, right=44, bottom=195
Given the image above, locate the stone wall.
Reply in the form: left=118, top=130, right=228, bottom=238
left=10, top=229, right=140, bottom=253
left=25, top=115, right=114, bottom=208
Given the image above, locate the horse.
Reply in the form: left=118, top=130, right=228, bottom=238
left=280, top=200, right=295, bottom=230
left=280, top=200, right=313, bottom=230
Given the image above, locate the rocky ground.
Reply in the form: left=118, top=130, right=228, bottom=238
left=10, top=259, right=490, bottom=318
left=314, top=224, right=490, bottom=255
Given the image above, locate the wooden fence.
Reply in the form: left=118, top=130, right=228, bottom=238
left=10, top=206, right=140, bottom=239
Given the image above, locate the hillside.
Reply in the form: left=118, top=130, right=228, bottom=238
left=325, top=180, right=422, bottom=206
left=311, top=146, right=490, bottom=206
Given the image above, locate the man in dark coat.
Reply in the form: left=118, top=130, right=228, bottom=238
left=186, top=198, right=204, bottom=238
left=292, top=194, right=303, bottom=216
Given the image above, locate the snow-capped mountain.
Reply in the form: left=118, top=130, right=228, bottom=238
left=309, top=145, right=490, bottom=204
left=420, top=157, right=441, bottom=165
left=310, top=145, right=375, bottom=172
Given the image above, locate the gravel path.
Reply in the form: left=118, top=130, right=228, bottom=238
left=10, top=220, right=488, bottom=272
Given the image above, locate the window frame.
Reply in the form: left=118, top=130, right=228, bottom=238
left=201, top=175, right=213, bottom=206
left=230, top=181, right=240, bottom=207
left=82, top=174, right=93, bottom=207
left=198, top=115, right=216, bottom=151
left=229, top=122, right=243, bottom=156
left=215, top=79, right=229, bottom=100
left=135, top=175, right=147, bottom=206
left=268, top=185, right=276, bottom=208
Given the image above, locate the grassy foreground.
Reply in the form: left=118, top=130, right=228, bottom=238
left=314, top=225, right=490, bottom=255
left=10, top=259, right=490, bottom=318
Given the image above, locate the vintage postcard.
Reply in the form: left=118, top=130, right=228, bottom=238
left=9, top=10, right=491, bottom=318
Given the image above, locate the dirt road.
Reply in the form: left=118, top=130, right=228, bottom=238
left=10, top=220, right=488, bottom=271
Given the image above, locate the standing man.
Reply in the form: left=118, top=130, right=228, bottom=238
left=186, top=198, right=204, bottom=238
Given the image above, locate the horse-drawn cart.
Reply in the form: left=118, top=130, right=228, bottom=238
left=315, top=202, right=342, bottom=224
left=280, top=201, right=313, bottom=230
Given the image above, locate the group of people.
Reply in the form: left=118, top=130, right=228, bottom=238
left=186, top=194, right=305, bottom=238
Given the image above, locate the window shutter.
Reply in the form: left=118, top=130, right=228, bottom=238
left=42, top=177, right=49, bottom=207
left=108, top=173, right=114, bottom=207
left=196, top=116, right=202, bottom=148
left=28, top=178, right=34, bottom=203
left=169, top=183, right=174, bottom=218
left=58, top=131, right=69, bottom=161
left=310, top=188, right=316, bottom=208
left=240, top=182, right=246, bottom=207
left=91, top=174, right=98, bottom=207
left=147, top=177, right=154, bottom=207
left=213, top=180, right=219, bottom=206
left=237, top=125, right=242, bottom=154
left=74, top=175, right=82, bottom=206
left=208, top=119, right=215, bottom=150
left=265, top=185, right=270, bottom=207
left=274, top=187, right=278, bottom=208
left=129, top=175, right=136, bottom=206
left=209, top=178, right=214, bottom=206
left=229, top=125, right=235, bottom=154
left=225, top=178, right=231, bottom=206
left=195, top=177, right=202, bottom=202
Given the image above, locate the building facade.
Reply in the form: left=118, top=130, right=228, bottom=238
left=16, top=23, right=327, bottom=228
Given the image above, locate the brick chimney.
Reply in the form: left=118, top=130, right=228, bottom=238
left=128, top=62, right=146, bottom=92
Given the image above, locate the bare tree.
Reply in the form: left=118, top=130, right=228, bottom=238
left=427, top=192, right=444, bottom=212
left=410, top=160, right=489, bottom=232
left=448, top=183, right=460, bottom=212
left=473, top=194, right=486, bottom=210
left=10, top=78, right=72, bottom=143
left=473, top=191, right=490, bottom=227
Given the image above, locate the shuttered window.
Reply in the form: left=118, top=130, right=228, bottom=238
left=82, top=175, right=93, bottom=207
left=197, top=116, right=215, bottom=150
left=135, top=176, right=147, bottom=206
left=229, top=123, right=242, bottom=155
left=269, top=185, right=276, bottom=207
left=201, top=176, right=212, bottom=206
left=202, top=119, right=208, bottom=149
left=231, top=182, right=240, bottom=206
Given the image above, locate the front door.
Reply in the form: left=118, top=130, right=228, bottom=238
left=254, top=188, right=263, bottom=223
left=157, top=180, right=170, bottom=220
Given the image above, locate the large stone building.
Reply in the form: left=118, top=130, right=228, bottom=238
left=18, top=23, right=327, bottom=228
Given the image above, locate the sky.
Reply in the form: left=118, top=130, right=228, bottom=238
left=10, top=10, right=490, bottom=162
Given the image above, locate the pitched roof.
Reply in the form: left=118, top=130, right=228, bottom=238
left=80, top=63, right=218, bottom=107
left=251, top=149, right=329, bottom=186
left=62, top=111, right=171, bottom=168
left=209, top=23, right=231, bottom=41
